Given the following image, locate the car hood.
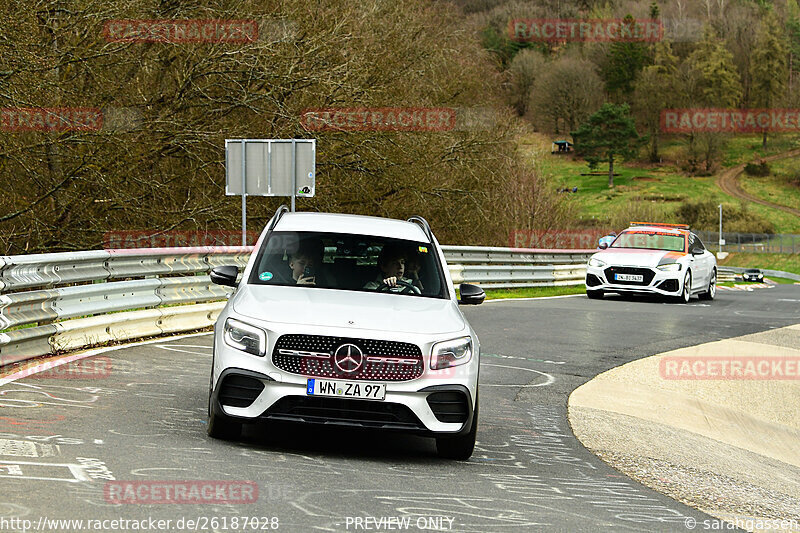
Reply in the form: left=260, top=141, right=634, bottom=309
left=593, top=249, right=686, bottom=267
left=232, top=285, right=466, bottom=335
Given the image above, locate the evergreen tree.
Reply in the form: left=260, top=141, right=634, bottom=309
left=633, top=41, right=678, bottom=162
left=571, top=104, right=647, bottom=188
left=689, top=26, right=743, bottom=108
left=751, top=11, right=789, bottom=148
left=602, top=14, right=650, bottom=99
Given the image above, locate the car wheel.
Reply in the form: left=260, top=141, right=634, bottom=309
left=586, top=290, right=604, bottom=300
left=436, top=394, right=478, bottom=460
left=699, top=269, right=716, bottom=300
left=207, top=397, right=242, bottom=440
left=677, top=271, right=691, bottom=303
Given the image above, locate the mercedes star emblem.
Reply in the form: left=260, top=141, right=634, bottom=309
left=333, top=343, right=364, bottom=373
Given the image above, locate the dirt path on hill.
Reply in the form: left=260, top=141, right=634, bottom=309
left=716, top=148, right=800, bottom=216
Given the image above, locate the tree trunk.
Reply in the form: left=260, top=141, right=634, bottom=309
left=608, top=156, right=614, bottom=188
left=649, top=131, right=659, bottom=163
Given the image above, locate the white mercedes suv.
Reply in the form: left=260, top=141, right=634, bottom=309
left=207, top=207, right=485, bottom=459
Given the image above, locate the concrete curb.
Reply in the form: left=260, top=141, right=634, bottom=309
left=568, top=324, right=800, bottom=531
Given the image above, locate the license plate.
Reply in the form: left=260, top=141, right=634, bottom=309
left=306, top=379, right=385, bottom=401
left=615, top=273, right=643, bottom=282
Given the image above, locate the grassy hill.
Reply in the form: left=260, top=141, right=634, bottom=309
left=521, top=132, right=800, bottom=234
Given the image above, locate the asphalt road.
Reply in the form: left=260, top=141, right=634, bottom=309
left=1, top=285, right=799, bottom=533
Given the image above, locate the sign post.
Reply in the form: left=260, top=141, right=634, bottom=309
left=225, top=139, right=316, bottom=245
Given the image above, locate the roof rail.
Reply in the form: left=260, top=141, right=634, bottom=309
left=407, top=215, right=433, bottom=242
left=629, top=222, right=690, bottom=229
left=267, top=204, right=290, bottom=231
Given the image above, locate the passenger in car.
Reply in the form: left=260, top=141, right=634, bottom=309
left=288, top=250, right=316, bottom=285
left=405, top=249, right=424, bottom=292
left=363, top=244, right=413, bottom=290
left=288, top=239, right=324, bottom=286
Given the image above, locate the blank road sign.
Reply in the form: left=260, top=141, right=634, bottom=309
left=225, top=139, right=315, bottom=197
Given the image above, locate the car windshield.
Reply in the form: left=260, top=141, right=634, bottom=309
left=248, top=231, right=447, bottom=298
left=610, top=231, right=685, bottom=252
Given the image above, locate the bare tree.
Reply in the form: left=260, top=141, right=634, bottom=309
left=0, top=0, right=571, bottom=252
left=531, top=56, right=604, bottom=134
left=507, top=49, right=546, bottom=117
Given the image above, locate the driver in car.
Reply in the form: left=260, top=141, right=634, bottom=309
left=364, top=245, right=413, bottom=291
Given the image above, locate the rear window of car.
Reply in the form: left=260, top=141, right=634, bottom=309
left=247, top=231, right=447, bottom=299
left=610, top=231, right=685, bottom=252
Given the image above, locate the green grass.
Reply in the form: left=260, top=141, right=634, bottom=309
left=738, top=158, right=800, bottom=217
left=764, top=276, right=798, bottom=285
left=484, top=285, right=586, bottom=300
left=523, top=132, right=800, bottom=233
left=718, top=252, right=800, bottom=275
left=720, top=135, right=800, bottom=167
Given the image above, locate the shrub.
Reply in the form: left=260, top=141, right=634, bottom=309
left=744, top=161, right=771, bottom=176
left=675, top=200, right=775, bottom=233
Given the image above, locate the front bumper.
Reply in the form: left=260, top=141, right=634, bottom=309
left=210, top=318, right=479, bottom=437
left=585, top=264, right=683, bottom=295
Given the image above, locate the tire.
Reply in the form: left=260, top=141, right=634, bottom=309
left=586, top=290, right=604, bottom=300
left=207, top=396, right=242, bottom=440
left=436, top=394, right=478, bottom=460
left=699, top=269, right=716, bottom=301
left=676, top=271, right=691, bottom=303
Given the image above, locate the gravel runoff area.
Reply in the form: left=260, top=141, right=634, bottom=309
left=568, top=324, right=800, bottom=533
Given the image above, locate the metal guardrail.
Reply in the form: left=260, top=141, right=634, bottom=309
left=718, top=266, right=800, bottom=282
left=0, top=247, right=251, bottom=364
left=696, top=231, right=800, bottom=254
left=0, top=245, right=590, bottom=365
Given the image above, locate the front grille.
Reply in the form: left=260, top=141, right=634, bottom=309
left=586, top=273, right=602, bottom=287
left=657, top=279, right=679, bottom=292
left=261, top=396, right=425, bottom=430
left=604, top=266, right=655, bottom=286
left=272, top=334, right=423, bottom=381
left=218, top=375, right=265, bottom=408
left=426, top=391, right=469, bottom=423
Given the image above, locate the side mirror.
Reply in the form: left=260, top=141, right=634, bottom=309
left=598, top=243, right=608, bottom=250
left=691, top=249, right=703, bottom=256
left=210, top=265, right=240, bottom=287
left=458, top=283, right=485, bottom=305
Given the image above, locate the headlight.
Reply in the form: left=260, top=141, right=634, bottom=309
left=657, top=263, right=682, bottom=271
left=431, top=337, right=472, bottom=370
left=588, top=258, right=606, bottom=268
left=224, top=318, right=267, bottom=356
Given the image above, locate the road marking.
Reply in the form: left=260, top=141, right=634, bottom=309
left=0, top=460, right=90, bottom=482
left=0, top=439, right=58, bottom=458
left=483, top=353, right=565, bottom=365
left=0, top=332, right=211, bottom=387
left=486, top=294, right=584, bottom=303
left=481, top=364, right=554, bottom=387
left=153, top=345, right=211, bottom=356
